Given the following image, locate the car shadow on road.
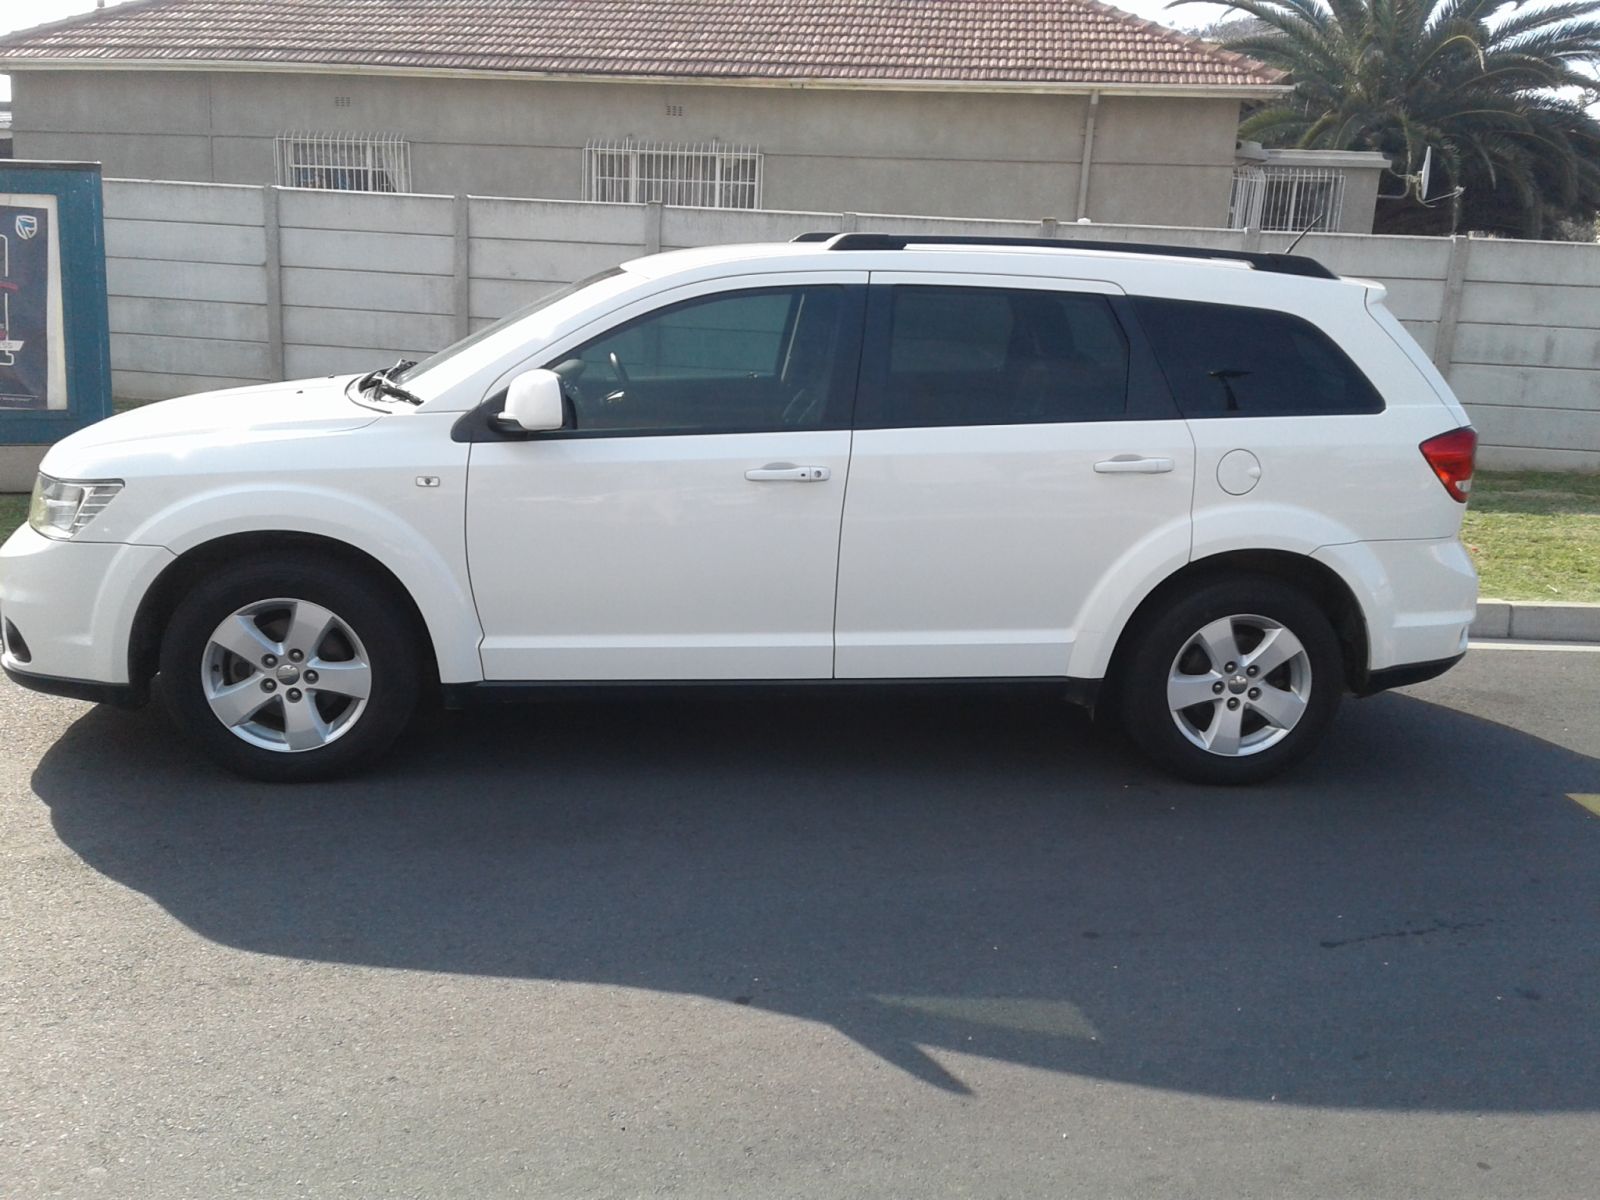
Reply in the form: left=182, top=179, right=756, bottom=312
left=30, top=685, right=1600, bottom=1109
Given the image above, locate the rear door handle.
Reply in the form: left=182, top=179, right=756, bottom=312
left=1094, top=456, right=1175, bottom=475
left=745, top=464, right=831, bottom=482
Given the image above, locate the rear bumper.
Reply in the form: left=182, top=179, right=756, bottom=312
left=1355, top=652, right=1465, bottom=697
left=1313, top=536, right=1477, bottom=673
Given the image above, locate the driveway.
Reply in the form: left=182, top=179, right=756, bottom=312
left=2, top=644, right=1597, bottom=1198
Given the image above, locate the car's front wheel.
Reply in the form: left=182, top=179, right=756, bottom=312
left=158, top=557, right=421, bottom=781
left=1117, top=577, right=1344, bottom=785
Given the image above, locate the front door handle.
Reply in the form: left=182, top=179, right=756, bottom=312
left=1094, top=456, right=1175, bottom=475
left=745, top=464, right=831, bottom=482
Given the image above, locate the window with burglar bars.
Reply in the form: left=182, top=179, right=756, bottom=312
left=1229, top=167, right=1346, bottom=233
left=583, top=139, right=762, bottom=209
left=275, top=131, right=411, bottom=194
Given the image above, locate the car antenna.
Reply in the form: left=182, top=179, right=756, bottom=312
left=1284, top=207, right=1326, bottom=255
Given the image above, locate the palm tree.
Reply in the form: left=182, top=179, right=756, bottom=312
left=1175, top=0, right=1600, bottom=237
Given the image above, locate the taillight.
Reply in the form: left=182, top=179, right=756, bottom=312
left=1420, top=427, right=1477, bottom=503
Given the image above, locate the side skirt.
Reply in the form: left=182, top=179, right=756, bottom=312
left=442, top=676, right=1103, bottom=710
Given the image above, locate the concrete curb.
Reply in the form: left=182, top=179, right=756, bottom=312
left=1471, top=600, right=1600, bottom=643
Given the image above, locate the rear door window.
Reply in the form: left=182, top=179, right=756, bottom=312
left=1133, top=297, right=1384, bottom=418
left=859, top=285, right=1131, bottom=428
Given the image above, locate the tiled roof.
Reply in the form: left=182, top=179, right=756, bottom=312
left=0, top=0, right=1284, bottom=91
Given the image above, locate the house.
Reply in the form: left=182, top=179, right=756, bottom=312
left=1230, top=144, right=1393, bottom=236
left=0, top=0, right=1291, bottom=227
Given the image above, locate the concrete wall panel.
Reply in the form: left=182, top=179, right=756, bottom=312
left=1453, top=324, right=1600, bottom=371
left=112, top=369, right=266, bottom=402
left=1466, top=238, right=1600, bottom=287
left=105, top=217, right=266, bottom=266
left=470, top=279, right=568, bottom=321
left=1368, top=277, right=1445, bottom=323
left=470, top=237, right=638, bottom=283
left=109, top=297, right=270, bottom=343
left=104, top=179, right=264, bottom=225
left=1478, top=445, right=1600, bottom=472
left=279, top=188, right=455, bottom=236
left=279, top=228, right=456, bottom=276
left=281, top=267, right=455, bottom=315
left=469, top=196, right=647, bottom=243
left=286, top=344, right=436, bottom=378
left=283, top=308, right=456, bottom=353
left=1459, top=283, right=1600, bottom=330
left=662, top=206, right=831, bottom=247
left=1466, top=403, right=1600, bottom=453
left=106, top=258, right=269, bottom=305
left=111, top=332, right=271, bottom=379
left=1451, top=364, right=1600, bottom=413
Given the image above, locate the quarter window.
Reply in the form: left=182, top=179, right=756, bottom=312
left=1133, top=297, right=1384, bottom=417
left=546, top=286, right=850, bottom=435
left=863, top=286, right=1130, bottom=428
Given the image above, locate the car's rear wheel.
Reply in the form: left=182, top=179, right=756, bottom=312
left=1117, top=577, right=1344, bottom=785
left=159, top=557, right=420, bottom=781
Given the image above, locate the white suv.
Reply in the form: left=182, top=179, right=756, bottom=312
left=0, top=234, right=1478, bottom=784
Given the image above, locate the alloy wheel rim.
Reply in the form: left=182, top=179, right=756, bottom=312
left=1165, top=613, right=1312, bottom=758
left=200, top=597, right=372, bottom=753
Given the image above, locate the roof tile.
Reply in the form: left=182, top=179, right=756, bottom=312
left=0, top=0, right=1284, bottom=89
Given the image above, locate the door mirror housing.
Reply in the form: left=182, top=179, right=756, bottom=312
left=500, top=369, right=567, bottom=432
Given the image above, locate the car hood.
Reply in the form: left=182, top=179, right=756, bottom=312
left=41, top=377, right=382, bottom=477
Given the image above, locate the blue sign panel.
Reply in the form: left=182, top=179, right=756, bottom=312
left=0, top=162, right=114, bottom=443
left=1, top=203, right=55, bottom=410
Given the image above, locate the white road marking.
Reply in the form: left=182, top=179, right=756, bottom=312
left=1468, top=640, right=1600, bottom=653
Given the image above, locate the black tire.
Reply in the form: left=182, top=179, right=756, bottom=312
left=1116, top=576, right=1344, bottom=785
left=158, top=555, right=422, bottom=782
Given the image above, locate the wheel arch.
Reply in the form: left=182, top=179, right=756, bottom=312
left=1100, top=550, right=1371, bottom=706
left=129, top=531, right=443, bottom=694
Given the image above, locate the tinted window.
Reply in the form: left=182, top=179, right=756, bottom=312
left=1134, top=297, right=1384, bottom=418
left=547, top=286, right=847, bottom=434
left=866, top=286, right=1129, bottom=428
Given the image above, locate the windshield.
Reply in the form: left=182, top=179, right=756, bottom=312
left=395, top=267, right=629, bottom=400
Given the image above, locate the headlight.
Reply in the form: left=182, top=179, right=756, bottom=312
left=27, top=475, right=124, bottom=540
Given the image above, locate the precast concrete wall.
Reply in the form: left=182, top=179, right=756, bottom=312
left=101, top=180, right=1600, bottom=470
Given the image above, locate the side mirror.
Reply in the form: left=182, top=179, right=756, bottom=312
left=499, top=369, right=567, bottom=432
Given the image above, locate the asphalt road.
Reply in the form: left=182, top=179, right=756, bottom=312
left=2, top=644, right=1598, bottom=1199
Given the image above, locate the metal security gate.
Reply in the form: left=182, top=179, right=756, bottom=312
left=583, top=139, right=762, bottom=209
left=274, top=132, right=411, bottom=193
left=1229, top=166, right=1346, bottom=232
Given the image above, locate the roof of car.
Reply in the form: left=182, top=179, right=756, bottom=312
left=624, top=237, right=1340, bottom=283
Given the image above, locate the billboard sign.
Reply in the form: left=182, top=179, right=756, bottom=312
left=0, top=198, right=67, bottom=411
left=0, top=163, right=112, bottom=447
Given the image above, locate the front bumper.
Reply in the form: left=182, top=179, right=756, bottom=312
left=1, top=660, right=147, bottom=706
left=0, top=524, right=174, bottom=694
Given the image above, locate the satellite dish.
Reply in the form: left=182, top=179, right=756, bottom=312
left=1420, top=146, right=1433, bottom=201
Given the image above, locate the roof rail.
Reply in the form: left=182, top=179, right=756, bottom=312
left=789, top=231, right=1338, bottom=280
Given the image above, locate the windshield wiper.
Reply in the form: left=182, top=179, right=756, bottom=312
left=357, top=359, right=422, bottom=405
